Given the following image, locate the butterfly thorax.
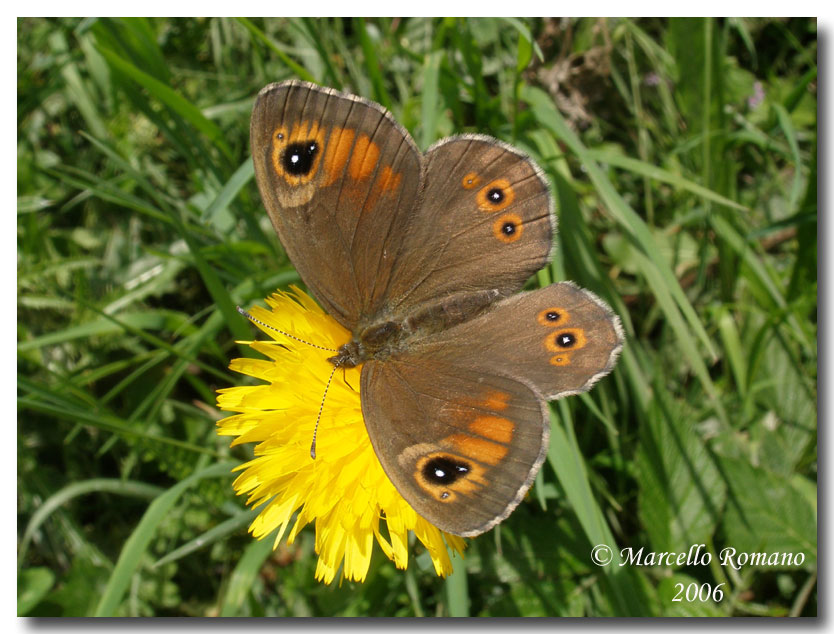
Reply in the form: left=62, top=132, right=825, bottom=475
left=327, top=288, right=502, bottom=368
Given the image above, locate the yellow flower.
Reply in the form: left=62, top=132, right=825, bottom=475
left=216, top=287, right=466, bottom=584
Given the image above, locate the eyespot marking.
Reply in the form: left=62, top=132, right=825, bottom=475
left=462, top=172, right=481, bottom=189
left=477, top=178, right=515, bottom=212
left=282, top=140, right=318, bottom=175
left=422, top=454, right=470, bottom=485
left=493, top=213, right=523, bottom=243
left=270, top=121, right=326, bottom=187
left=413, top=451, right=487, bottom=501
left=550, top=355, right=571, bottom=366
left=537, top=307, right=569, bottom=327
left=556, top=333, right=575, bottom=347
left=545, top=328, right=587, bottom=352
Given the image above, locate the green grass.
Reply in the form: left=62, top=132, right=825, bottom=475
left=17, top=17, right=817, bottom=616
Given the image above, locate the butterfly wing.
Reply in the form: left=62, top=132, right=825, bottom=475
left=253, top=85, right=555, bottom=329
left=417, top=282, right=624, bottom=400
left=251, top=81, right=423, bottom=330
left=361, top=356, right=548, bottom=537
left=360, top=283, right=622, bottom=536
left=252, top=83, right=622, bottom=537
left=381, top=136, right=555, bottom=315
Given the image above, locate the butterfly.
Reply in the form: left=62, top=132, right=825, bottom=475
left=249, top=80, right=623, bottom=536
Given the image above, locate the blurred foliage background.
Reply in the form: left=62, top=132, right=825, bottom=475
left=17, top=17, right=816, bottom=616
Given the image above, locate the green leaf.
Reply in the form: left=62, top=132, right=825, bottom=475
left=773, top=103, right=804, bottom=213
left=585, top=149, right=747, bottom=212
left=17, top=311, right=180, bottom=352
left=235, top=17, right=316, bottom=83
left=154, top=509, right=257, bottom=568
left=443, top=557, right=469, bottom=616
left=721, top=457, right=816, bottom=568
left=497, top=17, right=544, bottom=64
left=17, top=568, right=56, bottom=616
left=636, top=390, right=726, bottom=552
left=95, top=46, right=233, bottom=159
left=18, top=479, right=163, bottom=566
left=203, top=159, right=255, bottom=233
left=219, top=536, right=276, bottom=616
left=94, top=462, right=238, bottom=616
left=421, top=50, right=443, bottom=149
left=548, top=409, right=654, bottom=616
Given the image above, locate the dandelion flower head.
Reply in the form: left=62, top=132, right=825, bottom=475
left=216, top=287, right=466, bottom=583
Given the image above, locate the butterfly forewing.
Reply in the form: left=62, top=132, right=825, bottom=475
left=251, top=81, right=423, bottom=330
left=383, top=137, right=555, bottom=316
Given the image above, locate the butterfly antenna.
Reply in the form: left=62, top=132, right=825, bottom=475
left=310, top=363, right=339, bottom=459
left=237, top=306, right=337, bottom=352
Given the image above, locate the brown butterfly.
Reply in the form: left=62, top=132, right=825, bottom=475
left=249, top=81, right=623, bottom=537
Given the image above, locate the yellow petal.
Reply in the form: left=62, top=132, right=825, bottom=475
left=216, top=288, right=466, bottom=584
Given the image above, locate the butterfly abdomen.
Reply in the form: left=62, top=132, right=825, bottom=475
left=332, top=289, right=503, bottom=367
left=402, top=289, right=501, bottom=338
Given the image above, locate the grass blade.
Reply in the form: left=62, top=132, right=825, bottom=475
left=94, top=462, right=238, bottom=616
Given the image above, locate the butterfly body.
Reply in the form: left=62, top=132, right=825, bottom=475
left=251, top=80, right=623, bottom=536
left=330, top=288, right=502, bottom=367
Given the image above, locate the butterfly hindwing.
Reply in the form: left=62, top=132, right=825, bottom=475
left=413, top=282, right=624, bottom=400
left=360, top=356, right=548, bottom=537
